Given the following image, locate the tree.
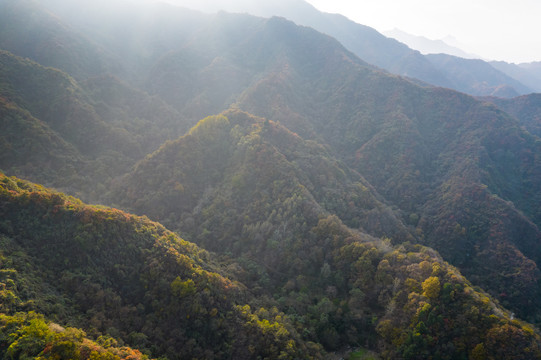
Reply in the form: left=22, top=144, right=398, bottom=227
left=422, top=276, right=440, bottom=300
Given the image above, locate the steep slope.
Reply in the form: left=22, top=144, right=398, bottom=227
left=34, top=0, right=212, bottom=85
left=484, top=93, right=541, bottom=137
left=112, top=110, right=413, bottom=258
left=4, top=0, right=541, bottom=327
left=1, top=1, right=541, bottom=357
left=0, top=49, right=187, bottom=201
left=0, top=96, right=82, bottom=187
left=0, top=173, right=317, bottom=359
left=425, top=54, right=533, bottom=97
left=0, top=0, right=122, bottom=81
left=193, top=17, right=541, bottom=321
left=490, top=61, right=541, bottom=93
left=159, top=0, right=532, bottom=97
left=0, top=312, right=150, bottom=359
left=0, top=49, right=132, bottom=198
left=384, top=29, right=478, bottom=59
left=254, top=1, right=450, bottom=87
left=81, top=74, right=189, bottom=152
left=142, top=14, right=266, bottom=120
left=112, top=111, right=541, bottom=358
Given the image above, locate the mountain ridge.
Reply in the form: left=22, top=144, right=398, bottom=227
left=384, top=28, right=479, bottom=59
left=0, top=172, right=323, bottom=359
left=156, top=0, right=536, bottom=97
left=4, top=161, right=541, bottom=358
left=2, top=0, right=541, bottom=358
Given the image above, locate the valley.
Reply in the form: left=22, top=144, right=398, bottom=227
left=1, top=0, right=541, bottom=358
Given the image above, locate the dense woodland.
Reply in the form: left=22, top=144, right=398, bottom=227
left=2, top=0, right=541, bottom=358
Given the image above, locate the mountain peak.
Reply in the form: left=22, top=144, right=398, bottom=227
left=3, top=1, right=541, bottom=358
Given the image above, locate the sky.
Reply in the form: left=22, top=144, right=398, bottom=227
left=304, top=0, right=541, bottom=63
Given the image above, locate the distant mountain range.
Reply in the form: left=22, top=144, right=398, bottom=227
left=384, top=28, right=479, bottom=59
left=2, top=0, right=541, bottom=358
left=490, top=61, right=541, bottom=93
left=161, top=0, right=541, bottom=97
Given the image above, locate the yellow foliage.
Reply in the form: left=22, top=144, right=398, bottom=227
left=422, top=276, right=440, bottom=300
left=470, top=343, right=487, bottom=360
left=431, top=262, right=442, bottom=276
left=174, top=182, right=184, bottom=193
left=523, top=325, right=535, bottom=336
left=416, top=302, right=431, bottom=318
left=419, top=260, right=432, bottom=275
left=405, top=278, right=421, bottom=293
left=375, top=319, right=393, bottom=340
left=188, top=114, right=230, bottom=137
left=170, top=277, right=196, bottom=298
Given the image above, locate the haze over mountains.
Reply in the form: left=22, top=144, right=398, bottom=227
left=161, top=0, right=541, bottom=96
left=383, top=28, right=541, bottom=96
left=1, top=0, right=541, bottom=358
left=383, top=29, right=479, bottom=59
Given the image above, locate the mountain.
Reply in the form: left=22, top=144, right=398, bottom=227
left=111, top=110, right=414, bottom=257
left=157, top=0, right=533, bottom=97
left=148, top=12, right=541, bottom=321
left=0, top=47, right=188, bottom=202
left=159, top=0, right=452, bottom=89
left=384, top=28, right=479, bottom=59
left=490, top=61, right=541, bottom=92
left=6, top=110, right=534, bottom=358
left=424, top=54, right=534, bottom=97
left=518, top=61, right=541, bottom=81
left=483, top=93, right=541, bottom=137
left=14, top=0, right=532, bottom=99
left=490, top=60, right=541, bottom=93
left=0, top=0, right=123, bottom=81
left=2, top=0, right=541, bottom=358
left=0, top=173, right=321, bottom=359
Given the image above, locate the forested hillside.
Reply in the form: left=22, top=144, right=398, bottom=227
left=3, top=172, right=541, bottom=358
left=111, top=110, right=413, bottom=268
left=485, top=93, right=541, bottom=137
left=0, top=173, right=322, bottom=359
left=424, top=54, right=531, bottom=97
left=1, top=0, right=541, bottom=358
left=0, top=48, right=188, bottom=201
left=135, top=0, right=536, bottom=97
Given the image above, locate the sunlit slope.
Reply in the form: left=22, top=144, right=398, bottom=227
left=0, top=173, right=319, bottom=359
left=1, top=0, right=541, bottom=352
left=2, top=0, right=541, bottom=327
left=25, top=0, right=442, bottom=90
left=195, top=16, right=541, bottom=320
left=0, top=312, right=150, bottom=359
left=112, top=110, right=413, bottom=254
left=111, top=112, right=541, bottom=358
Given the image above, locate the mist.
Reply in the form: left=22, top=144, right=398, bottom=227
left=159, top=0, right=313, bottom=17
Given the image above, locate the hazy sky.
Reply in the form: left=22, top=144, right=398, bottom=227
left=304, top=0, right=541, bottom=63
